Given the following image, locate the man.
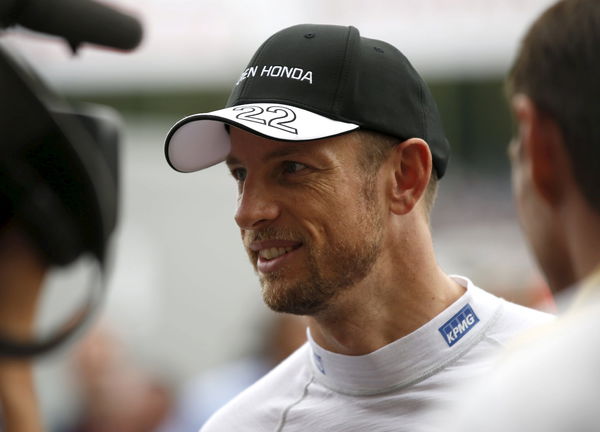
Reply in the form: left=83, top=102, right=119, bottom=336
left=437, top=0, right=600, bottom=430
left=164, top=24, right=551, bottom=431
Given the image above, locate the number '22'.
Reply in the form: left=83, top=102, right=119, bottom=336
left=233, top=105, right=298, bottom=135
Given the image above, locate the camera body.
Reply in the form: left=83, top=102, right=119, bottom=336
left=0, top=48, right=119, bottom=266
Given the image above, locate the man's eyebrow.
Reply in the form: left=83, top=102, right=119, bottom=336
left=226, top=143, right=310, bottom=166
left=262, top=144, right=308, bottom=161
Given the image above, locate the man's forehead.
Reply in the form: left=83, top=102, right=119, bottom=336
left=226, top=129, right=352, bottom=165
left=227, top=140, right=305, bottom=163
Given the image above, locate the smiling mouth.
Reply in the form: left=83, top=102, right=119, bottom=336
left=258, top=245, right=301, bottom=261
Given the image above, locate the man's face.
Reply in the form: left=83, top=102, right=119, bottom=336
left=226, top=128, right=385, bottom=315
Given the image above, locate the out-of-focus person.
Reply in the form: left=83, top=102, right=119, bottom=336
left=439, top=0, right=600, bottom=430
left=161, top=313, right=307, bottom=432
left=0, top=48, right=120, bottom=432
left=62, top=324, right=174, bottom=432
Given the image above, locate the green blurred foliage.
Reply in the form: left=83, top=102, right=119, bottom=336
left=69, top=78, right=515, bottom=174
left=430, top=79, right=514, bottom=175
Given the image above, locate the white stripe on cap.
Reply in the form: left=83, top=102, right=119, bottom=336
left=166, top=103, right=359, bottom=173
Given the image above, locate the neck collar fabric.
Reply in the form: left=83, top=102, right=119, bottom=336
left=307, top=275, right=503, bottom=396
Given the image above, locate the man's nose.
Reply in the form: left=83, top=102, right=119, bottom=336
left=234, top=177, right=280, bottom=230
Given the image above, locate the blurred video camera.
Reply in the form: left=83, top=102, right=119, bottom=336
left=0, top=0, right=143, bottom=357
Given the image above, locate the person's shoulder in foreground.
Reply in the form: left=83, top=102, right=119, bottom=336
left=201, top=276, right=551, bottom=432
left=443, top=270, right=600, bottom=432
left=437, top=0, right=600, bottom=430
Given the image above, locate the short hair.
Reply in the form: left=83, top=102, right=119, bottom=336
left=353, top=129, right=439, bottom=217
left=507, top=0, right=600, bottom=213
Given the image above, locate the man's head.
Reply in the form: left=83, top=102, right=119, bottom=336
left=507, top=0, right=600, bottom=291
left=226, top=126, right=434, bottom=315
left=227, top=128, right=386, bottom=315
left=164, top=24, right=448, bottom=313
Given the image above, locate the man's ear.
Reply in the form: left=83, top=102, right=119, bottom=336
left=386, top=138, right=432, bottom=215
left=512, top=94, right=567, bottom=207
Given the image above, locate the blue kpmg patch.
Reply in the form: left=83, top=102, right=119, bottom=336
left=439, top=304, right=480, bottom=347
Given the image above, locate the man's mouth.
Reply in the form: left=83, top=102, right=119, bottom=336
left=258, top=246, right=297, bottom=261
left=247, top=240, right=303, bottom=273
left=245, top=231, right=304, bottom=272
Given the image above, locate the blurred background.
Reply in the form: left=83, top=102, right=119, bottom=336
left=1, top=0, right=556, bottom=430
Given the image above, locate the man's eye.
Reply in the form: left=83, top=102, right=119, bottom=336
left=282, top=161, right=307, bottom=174
left=230, top=167, right=247, bottom=181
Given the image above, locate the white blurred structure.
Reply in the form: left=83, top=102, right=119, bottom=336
left=2, top=0, right=555, bottom=92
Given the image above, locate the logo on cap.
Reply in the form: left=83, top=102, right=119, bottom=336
left=236, top=65, right=313, bottom=86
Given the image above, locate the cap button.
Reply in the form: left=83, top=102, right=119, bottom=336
left=304, top=33, right=315, bottom=39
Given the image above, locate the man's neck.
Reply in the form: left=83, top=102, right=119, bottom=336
left=306, top=261, right=465, bottom=356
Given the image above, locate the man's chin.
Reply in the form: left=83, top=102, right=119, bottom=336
left=260, top=279, right=328, bottom=316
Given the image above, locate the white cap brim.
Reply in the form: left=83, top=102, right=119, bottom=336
left=165, top=103, right=359, bottom=172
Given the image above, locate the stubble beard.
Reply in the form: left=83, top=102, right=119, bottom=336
left=246, top=187, right=384, bottom=316
left=260, top=232, right=383, bottom=316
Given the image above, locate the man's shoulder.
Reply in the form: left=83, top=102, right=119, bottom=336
left=200, top=343, right=311, bottom=432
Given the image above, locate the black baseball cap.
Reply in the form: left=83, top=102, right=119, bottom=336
left=165, top=24, right=450, bottom=178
